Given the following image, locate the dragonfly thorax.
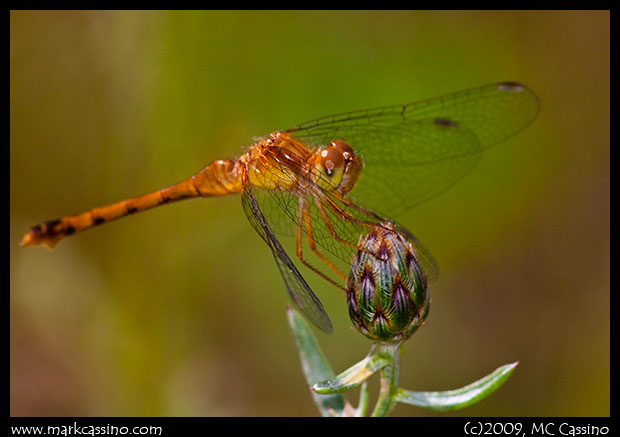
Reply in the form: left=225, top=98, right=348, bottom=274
left=244, top=132, right=361, bottom=196
left=245, top=132, right=314, bottom=192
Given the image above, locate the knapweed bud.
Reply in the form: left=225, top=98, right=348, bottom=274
left=346, top=223, right=429, bottom=343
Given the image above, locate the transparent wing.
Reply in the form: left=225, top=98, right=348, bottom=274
left=285, top=82, right=539, bottom=216
left=246, top=82, right=538, bottom=291
left=241, top=178, right=333, bottom=333
left=249, top=150, right=440, bottom=283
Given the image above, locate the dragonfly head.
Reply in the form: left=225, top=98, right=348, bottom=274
left=313, top=140, right=361, bottom=194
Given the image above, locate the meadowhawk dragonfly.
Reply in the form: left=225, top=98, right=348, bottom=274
left=21, top=82, right=539, bottom=334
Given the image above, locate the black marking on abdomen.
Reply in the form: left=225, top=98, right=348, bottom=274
left=43, top=219, right=62, bottom=235
left=44, top=219, right=62, bottom=228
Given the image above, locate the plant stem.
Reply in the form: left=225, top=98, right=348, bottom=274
left=370, top=343, right=401, bottom=417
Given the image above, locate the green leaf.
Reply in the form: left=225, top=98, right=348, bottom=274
left=286, top=307, right=345, bottom=416
left=395, top=362, right=518, bottom=411
left=312, top=350, right=391, bottom=394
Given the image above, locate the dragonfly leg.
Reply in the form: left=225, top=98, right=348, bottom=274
left=330, top=190, right=385, bottom=222
left=320, top=193, right=383, bottom=231
left=329, top=190, right=440, bottom=281
left=294, top=197, right=347, bottom=291
left=315, top=195, right=385, bottom=259
left=313, top=197, right=365, bottom=252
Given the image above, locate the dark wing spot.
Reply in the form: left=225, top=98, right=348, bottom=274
left=63, top=225, right=75, bottom=235
left=433, top=117, right=458, bottom=127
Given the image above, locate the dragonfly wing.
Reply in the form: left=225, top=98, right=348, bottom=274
left=247, top=149, right=441, bottom=283
left=393, top=222, right=440, bottom=282
left=286, top=82, right=539, bottom=216
left=241, top=180, right=333, bottom=334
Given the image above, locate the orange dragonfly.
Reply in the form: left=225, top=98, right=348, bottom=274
left=21, top=82, right=539, bottom=334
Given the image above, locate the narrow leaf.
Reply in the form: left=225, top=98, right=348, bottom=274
left=395, top=362, right=518, bottom=411
left=312, top=351, right=391, bottom=394
left=287, top=307, right=345, bottom=416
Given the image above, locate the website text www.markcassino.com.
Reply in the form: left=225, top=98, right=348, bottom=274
left=10, top=424, right=162, bottom=436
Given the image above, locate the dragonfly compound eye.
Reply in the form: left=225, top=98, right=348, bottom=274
left=330, top=140, right=355, bottom=163
left=314, top=146, right=345, bottom=191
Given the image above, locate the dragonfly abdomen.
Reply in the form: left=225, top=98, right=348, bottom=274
left=21, top=159, right=243, bottom=248
left=21, top=180, right=194, bottom=248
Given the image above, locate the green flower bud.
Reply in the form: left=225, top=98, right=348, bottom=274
left=346, top=224, right=429, bottom=343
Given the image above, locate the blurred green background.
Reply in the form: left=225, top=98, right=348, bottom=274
left=10, top=11, right=609, bottom=416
